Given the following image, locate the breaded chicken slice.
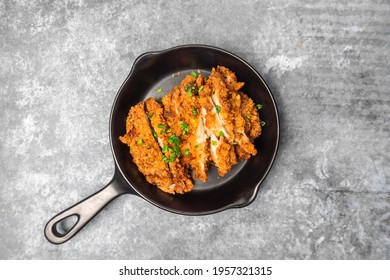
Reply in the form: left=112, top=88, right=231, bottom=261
left=207, top=70, right=235, bottom=140
left=199, top=72, right=237, bottom=176
left=163, top=73, right=210, bottom=182
left=144, top=98, right=193, bottom=194
left=119, top=102, right=175, bottom=194
left=239, top=92, right=262, bottom=140
left=213, top=66, right=260, bottom=160
left=235, top=92, right=262, bottom=160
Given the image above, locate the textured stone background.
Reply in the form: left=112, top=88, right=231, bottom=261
left=0, top=0, right=389, bottom=259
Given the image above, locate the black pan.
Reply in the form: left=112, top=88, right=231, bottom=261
left=44, top=44, right=280, bottom=244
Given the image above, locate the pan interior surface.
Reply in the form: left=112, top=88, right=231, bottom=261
left=110, top=45, right=279, bottom=215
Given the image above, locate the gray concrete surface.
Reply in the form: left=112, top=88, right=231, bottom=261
left=0, top=0, right=389, bottom=259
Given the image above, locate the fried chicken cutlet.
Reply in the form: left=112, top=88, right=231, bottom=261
left=120, top=67, right=263, bottom=194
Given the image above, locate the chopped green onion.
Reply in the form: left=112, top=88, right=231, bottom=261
left=190, top=71, right=197, bottom=78
left=170, top=153, right=176, bottom=162
left=261, top=120, right=266, bottom=126
left=162, top=145, right=168, bottom=153
left=192, top=108, right=198, bottom=116
left=184, top=84, right=191, bottom=91
left=219, top=131, right=225, bottom=137
left=137, top=139, right=143, bottom=145
left=172, top=145, right=181, bottom=156
left=166, top=129, right=172, bottom=133
left=198, top=85, right=203, bottom=92
left=212, top=140, right=217, bottom=146
left=168, top=134, right=180, bottom=145
left=216, top=105, right=221, bottom=114
left=152, top=130, right=158, bottom=139
left=246, top=114, right=251, bottom=119
left=146, top=145, right=150, bottom=150
left=256, top=104, right=263, bottom=110
left=180, top=123, right=189, bottom=135
left=158, top=124, right=166, bottom=134
left=156, top=97, right=162, bottom=103
left=147, top=112, right=154, bottom=118
left=162, top=156, right=169, bottom=163
left=157, top=88, right=163, bottom=93
left=195, top=144, right=199, bottom=148
left=184, top=149, right=191, bottom=156
left=187, top=88, right=193, bottom=97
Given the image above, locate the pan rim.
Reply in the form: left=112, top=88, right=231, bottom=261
left=109, top=44, right=280, bottom=215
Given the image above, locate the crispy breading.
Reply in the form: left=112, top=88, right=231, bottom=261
left=120, top=67, right=262, bottom=193
left=239, top=92, right=262, bottom=140
left=144, top=98, right=193, bottom=194
left=119, top=102, right=175, bottom=194
left=215, top=65, right=245, bottom=92
left=163, top=74, right=210, bottom=182
left=199, top=69, right=237, bottom=176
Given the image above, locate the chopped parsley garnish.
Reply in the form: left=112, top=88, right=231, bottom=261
left=216, top=105, right=221, bottom=114
left=219, top=131, right=225, bottom=137
left=256, top=103, right=263, bottom=110
left=191, top=108, right=198, bottom=116
left=184, top=149, right=191, bottom=156
left=190, top=71, right=197, bottom=78
left=212, top=140, right=217, bottom=146
left=157, top=88, right=163, bottom=93
left=261, top=120, right=266, bottom=127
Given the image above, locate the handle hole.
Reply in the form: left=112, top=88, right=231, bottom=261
left=53, top=215, right=79, bottom=237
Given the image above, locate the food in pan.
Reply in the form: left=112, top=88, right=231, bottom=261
left=120, top=66, right=262, bottom=194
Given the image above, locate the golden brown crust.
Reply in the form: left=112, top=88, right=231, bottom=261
left=120, top=67, right=262, bottom=194
left=144, top=98, right=193, bottom=194
left=119, top=102, right=175, bottom=194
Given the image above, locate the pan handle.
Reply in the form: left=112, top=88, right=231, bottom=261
left=44, top=173, right=133, bottom=245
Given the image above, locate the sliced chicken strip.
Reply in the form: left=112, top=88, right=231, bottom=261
left=207, top=72, right=235, bottom=140
left=162, top=74, right=210, bottom=182
left=145, top=98, right=193, bottom=194
left=199, top=73, right=237, bottom=176
left=231, top=90, right=257, bottom=157
left=239, top=92, right=262, bottom=140
left=213, top=66, right=260, bottom=159
left=234, top=92, right=262, bottom=160
left=209, top=134, right=237, bottom=176
left=119, top=102, right=175, bottom=194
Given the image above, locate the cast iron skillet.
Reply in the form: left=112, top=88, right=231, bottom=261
left=44, top=44, right=280, bottom=244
